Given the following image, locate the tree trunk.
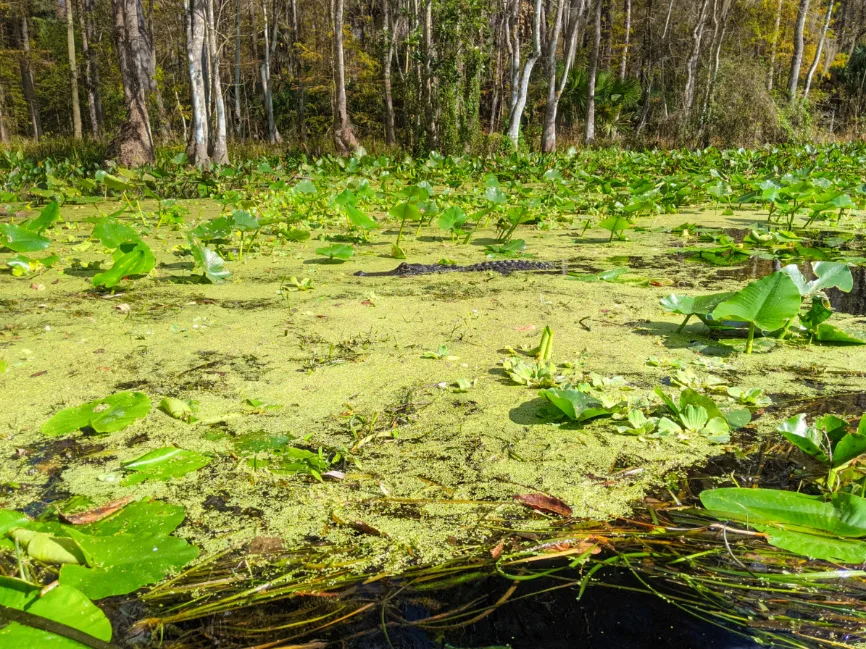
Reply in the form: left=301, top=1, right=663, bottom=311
left=206, top=0, right=228, bottom=163
left=66, top=0, right=83, bottom=138
left=18, top=18, right=42, bottom=140
left=332, top=0, right=359, bottom=155
left=290, top=0, right=307, bottom=145
left=422, top=0, right=435, bottom=149
left=541, top=0, right=567, bottom=153
left=683, top=0, right=711, bottom=116
left=185, top=0, right=210, bottom=165
left=619, top=0, right=631, bottom=79
left=382, top=0, right=397, bottom=146
left=541, top=0, right=584, bottom=152
left=0, top=85, right=8, bottom=143
left=260, top=0, right=282, bottom=144
left=110, top=0, right=155, bottom=166
left=788, top=0, right=811, bottom=101
left=804, top=1, right=834, bottom=98
left=506, top=0, right=543, bottom=147
left=698, top=0, right=732, bottom=143
left=767, top=0, right=783, bottom=91
left=233, top=0, right=242, bottom=138
left=585, top=0, right=602, bottom=144
left=78, top=0, right=101, bottom=137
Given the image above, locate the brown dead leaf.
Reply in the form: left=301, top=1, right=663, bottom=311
left=514, top=324, right=536, bottom=331
left=115, top=303, right=131, bottom=314
left=30, top=283, right=45, bottom=291
left=58, top=495, right=134, bottom=525
left=514, top=493, right=573, bottom=518
left=490, top=539, right=505, bottom=559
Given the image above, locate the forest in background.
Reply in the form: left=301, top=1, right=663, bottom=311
left=1, top=0, right=866, bottom=166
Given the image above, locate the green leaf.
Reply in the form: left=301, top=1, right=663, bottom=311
left=61, top=529, right=199, bottom=599
left=344, top=205, right=378, bottom=230
left=598, top=216, right=631, bottom=237
left=0, top=581, right=112, bottom=648
left=231, top=210, right=260, bottom=232
left=781, top=262, right=853, bottom=296
left=834, top=433, right=866, bottom=467
left=26, top=201, right=60, bottom=233
left=0, top=224, right=50, bottom=252
left=438, top=206, right=468, bottom=231
left=660, top=292, right=736, bottom=316
left=120, top=447, right=211, bottom=485
left=280, top=229, right=310, bottom=242
left=778, top=414, right=828, bottom=462
left=762, top=527, right=866, bottom=564
left=711, top=271, right=801, bottom=331
left=41, top=392, right=151, bottom=436
left=389, top=201, right=421, bottom=223
left=539, top=389, right=610, bottom=422
left=10, top=529, right=86, bottom=565
left=92, top=217, right=139, bottom=248
left=700, top=488, right=866, bottom=537
left=92, top=241, right=154, bottom=288
left=813, top=323, right=866, bottom=345
left=188, top=235, right=231, bottom=283
left=315, top=244, right=355, bottom=261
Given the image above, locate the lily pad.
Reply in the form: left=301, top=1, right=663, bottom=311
left=120, top=447, right=212, bottom=485
left=41, top=392, right=151, bottom=436
left=539, top=388, right=610, bottom=422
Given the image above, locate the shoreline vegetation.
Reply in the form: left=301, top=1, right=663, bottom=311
left=1, top=144, right=866, bottom=646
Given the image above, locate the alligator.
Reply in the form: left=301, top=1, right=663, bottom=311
left=353, top=259, right=567, bottom=277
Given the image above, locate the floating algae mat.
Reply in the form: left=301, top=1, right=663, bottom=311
left=2, top=153, right=866, bottom=647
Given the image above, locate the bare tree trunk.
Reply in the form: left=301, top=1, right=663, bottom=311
left=683, top=0, right=711, bottom=116
left=233, top=0, right=242, bottom=138
left=382, top=0, right=397, bottom=146
left=804, top=1, right=834, bottom=98
left=541, top=0, right=584, bottom=152
left=18, top=18, right=42, bottom=140
left=175, top=88, right=188, bottom=143
left=332, top=0, right=359, bottom=154
left=110, top=0, right=155, bottom=166
left=767, top=0, right=783, bottom=91
left=206, top=0, right=228, bottom=162
left=788, top=0, right=811, bottom=101
left=260, top=0, right=282, bottom=144
left=185, top=0, right=210, bottom=165
left=146, top=0, right=173, bottom=141
left=422, top=0, right=435, bottom=148
left=699, top=0, right=732, bottom=143
left=66, top=0, right=84, bottom=138
left=290, top=0, right=307, bottom=145
left=585, top=0, right=602, bottom=144
left=619, top=0, right=631, bottom=79
left=506, top=0, right=543, bottom=147
left=0, top=85, right=8, bottom=142
left=541, top=0, right=567, bottom=153
left=78, top=0, right=101, bottom=137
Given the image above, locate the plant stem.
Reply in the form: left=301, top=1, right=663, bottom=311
left=746, top=321, right=756, bottom=354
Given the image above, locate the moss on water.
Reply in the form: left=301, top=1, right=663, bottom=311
left=1, top=202, right=865, bottom=574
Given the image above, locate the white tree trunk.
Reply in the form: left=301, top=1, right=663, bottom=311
left=767, top=0, right=783, bottom=91
left=185, top=0, right=210, bottom=165
left=788, top=0, right=812, bottom=101
left=506, top=0, right=543, bottom=147
left=804, top=1, right=834, bottom=98
left=66, top=0, right=83, bottom=139
left=585, top=0, right=602, bottom=144
left=683, top=0, right=711, bottom=116
left=206, top=0, right=228, bottom=163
